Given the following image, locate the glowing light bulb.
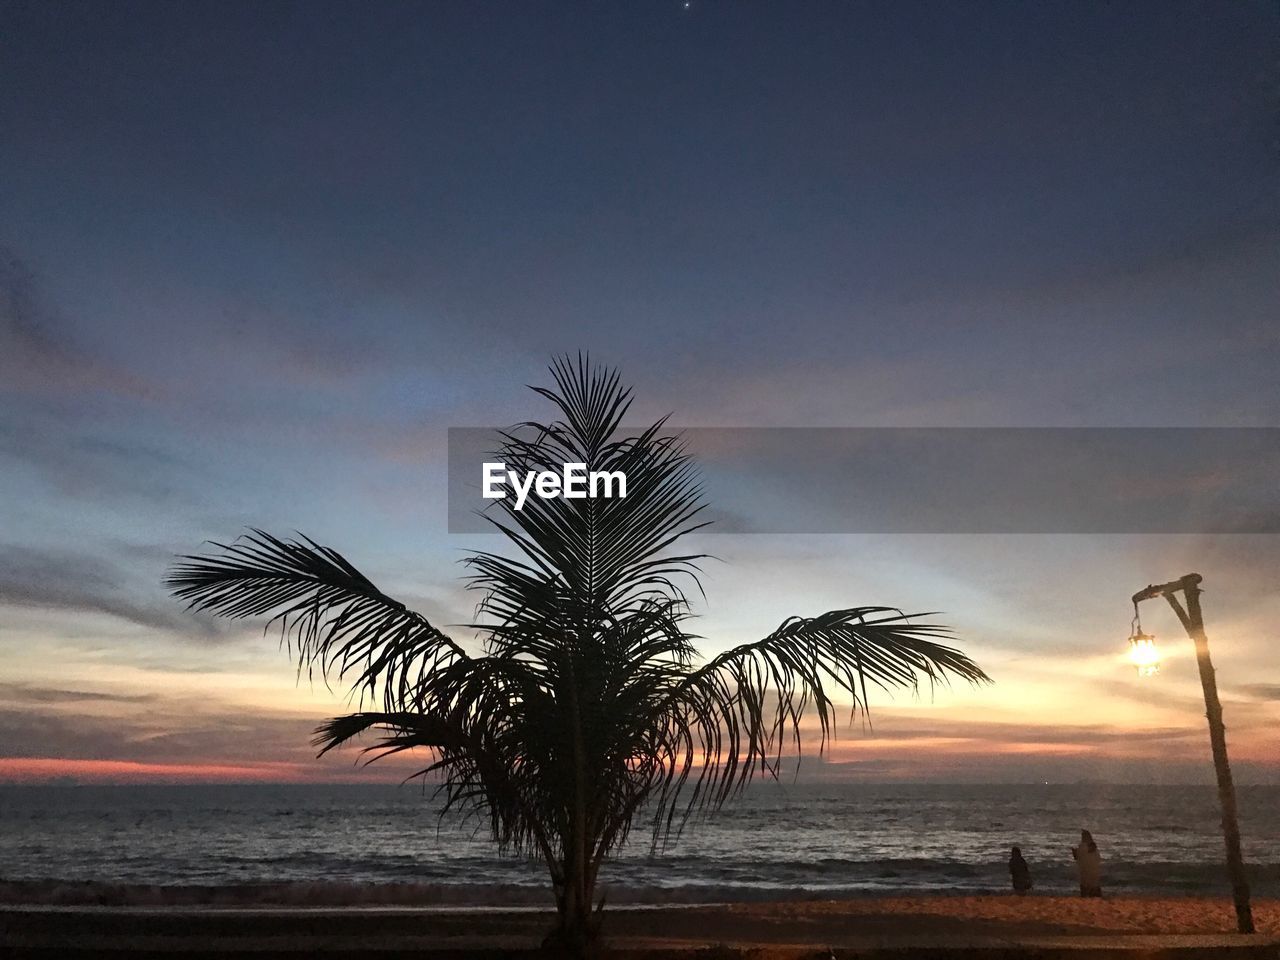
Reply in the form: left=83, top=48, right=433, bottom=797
left=1128, top=631, right=1160, bottom=677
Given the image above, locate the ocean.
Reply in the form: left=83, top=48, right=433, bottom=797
left=2, top=782, right=1277, bottom=903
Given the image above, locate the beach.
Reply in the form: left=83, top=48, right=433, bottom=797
left=3, top=895, right=1278, bottom=957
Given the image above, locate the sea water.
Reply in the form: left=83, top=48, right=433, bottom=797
left=2, top=782, right=1276, bottom=902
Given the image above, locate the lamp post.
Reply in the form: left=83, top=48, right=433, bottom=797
left=1130, top=573, right=1253, bottom=934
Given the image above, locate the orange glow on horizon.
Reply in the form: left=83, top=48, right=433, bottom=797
left=0, top=757, right=370, bottom=784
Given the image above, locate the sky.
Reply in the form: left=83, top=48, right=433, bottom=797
left=1, top=1, right=1278, bottom=786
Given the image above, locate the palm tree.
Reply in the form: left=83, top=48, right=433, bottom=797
left=167, top=357, right=990, bottom=955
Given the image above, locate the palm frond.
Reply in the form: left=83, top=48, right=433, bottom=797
left=312, top=711, right=458, bottom=756
left=652, top=607, right=991, bottom=821
left=166, top=529, right=468, bottom=705
left=466, top=355, right=710, bottom=648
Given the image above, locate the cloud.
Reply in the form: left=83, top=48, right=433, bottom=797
left=0, top=683, right=157, bottom=705
left=1090, top=678, right=1207, bottom=715
left=844, top=713, right=1203, bottom=748
left=0, top=544, right=223, bottom=637
left=1239, top=684, right=1280, bottom=702
left=0, top=678, right=1272, bottom=786
left=0, top=715, right=306, bottom=772
left=0, top=245, right=152, bottom=399
left=0, top=686, right=428, bottom=783
left=0, top=701, right=316, bottom=764
left=0, top=420, right=205, bottom=506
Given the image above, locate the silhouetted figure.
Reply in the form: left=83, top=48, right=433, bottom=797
left=1071, top=829, right=1102, bottom=897
left=1009, top=846, right=1032, bottom=895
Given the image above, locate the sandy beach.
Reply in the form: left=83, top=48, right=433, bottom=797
left=3, top=894, right=1279, bottom=957
left=717, top=895, right=1280, bottom=936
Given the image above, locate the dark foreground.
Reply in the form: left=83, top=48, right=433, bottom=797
left=2, top=897, right=1279, bottom=958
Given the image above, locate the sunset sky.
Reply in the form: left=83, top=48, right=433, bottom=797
left=2, top=2, right=1278, bottom=786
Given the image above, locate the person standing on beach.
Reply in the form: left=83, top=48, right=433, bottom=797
left=1009, top=846, right=1033, bottom=895
left=1071, top=830, right=1102, bottom=897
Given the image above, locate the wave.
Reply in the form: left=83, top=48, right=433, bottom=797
left=4, top=859, right=1279, bottom=908
left=0, top=879, right=553, bottom=908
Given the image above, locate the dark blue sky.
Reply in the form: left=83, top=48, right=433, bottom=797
left=4, top=1, right=1277, bottom=419
left=1, top=2, right=1278, bottom=783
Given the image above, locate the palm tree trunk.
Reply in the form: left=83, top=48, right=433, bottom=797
left=546, top=666, right=597, bottom=956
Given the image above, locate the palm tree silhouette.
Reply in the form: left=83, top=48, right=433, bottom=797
left=167, top=357, right=990, bottom=955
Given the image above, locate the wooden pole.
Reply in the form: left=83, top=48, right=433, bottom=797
left=1132, top=573, right=1254, bottom=934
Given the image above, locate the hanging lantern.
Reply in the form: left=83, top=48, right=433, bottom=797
left=1128, top=629, right=1160, bottom=677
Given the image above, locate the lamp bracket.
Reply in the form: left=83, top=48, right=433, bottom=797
left=1131, top=573, right=1202, bottom=605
